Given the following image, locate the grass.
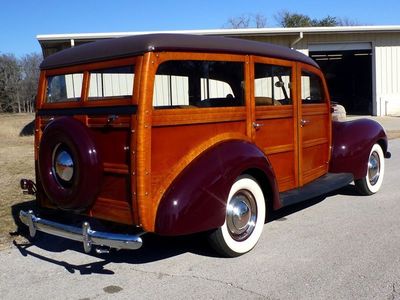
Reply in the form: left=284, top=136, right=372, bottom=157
left=0, top=113, right=35, bottom=250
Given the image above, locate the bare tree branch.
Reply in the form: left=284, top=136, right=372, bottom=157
left=254, top=13, right=267, bottom=28
left=224, top=13, right=267, bottom=29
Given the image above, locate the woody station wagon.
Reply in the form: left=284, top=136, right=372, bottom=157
left=20, top=34, right=390, bottom=257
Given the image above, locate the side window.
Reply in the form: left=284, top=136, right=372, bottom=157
left=254, top=64, right=292, bottom=106
left=301, top=70, right=325, bottom=104
left=153, top=60, right=244, bottom=108
left=88, top=66, right=135, bottom=100
left=46, top=73, right=83, bottom=103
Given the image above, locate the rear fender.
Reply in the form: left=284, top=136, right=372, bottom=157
left=155, top=140, right=279, bottom=236
left=329, top=119, right=388, bottom=179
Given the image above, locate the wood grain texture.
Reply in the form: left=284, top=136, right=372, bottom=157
left=135, top=52, right=155, bottom=231
left=89, top=197, right=133, bottom=225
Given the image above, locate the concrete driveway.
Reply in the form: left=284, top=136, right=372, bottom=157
left=1, top=139, right=399, bottom=300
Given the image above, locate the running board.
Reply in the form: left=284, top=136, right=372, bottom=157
left=280, top=173, right=354, bottom=207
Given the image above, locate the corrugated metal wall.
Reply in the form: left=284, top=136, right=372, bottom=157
left=375, top=36, right=400, bottom=115
left=248, top=32, right=400, bottom=116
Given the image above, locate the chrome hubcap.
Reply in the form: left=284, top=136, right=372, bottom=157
left=368, top=151, right=380, bottom=186
left=53, top=145, right=74, bottom=183
left=226, top=190, right=257, bottom=241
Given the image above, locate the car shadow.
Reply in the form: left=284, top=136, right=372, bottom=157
left=11, top=201, right=218, bottom=275
left=19, top=120, right=35, bottom=136
left=269, top=193, right=329, bottom=222
left=331, top=183, right=360, bottom=196
left=10, top=184, right=358, bottom=274
left=12, top=232, right=218, bottom=275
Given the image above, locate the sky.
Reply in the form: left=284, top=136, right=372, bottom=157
left=1, top=0, right=400, bottom=57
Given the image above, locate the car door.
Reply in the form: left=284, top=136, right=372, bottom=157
left=251, top=57, right=299, bottom=192
left=297, top=64, right=331, bottom=186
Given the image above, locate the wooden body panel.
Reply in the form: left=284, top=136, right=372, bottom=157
left=151, top=120, right=247, bottom=209
left=253, top=108, right=297, bottom=191
left=89, top=120, right=133, bottom=224
left=35, top=57, right=141, bottom=225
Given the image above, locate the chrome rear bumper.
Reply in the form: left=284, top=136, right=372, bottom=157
left=19, top=210, right=143, bottom=253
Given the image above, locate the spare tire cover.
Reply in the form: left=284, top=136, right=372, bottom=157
left=38, top=117, right=102, bottom=211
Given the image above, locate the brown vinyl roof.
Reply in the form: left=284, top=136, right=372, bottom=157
left=40, top=33, right=319, bottom=70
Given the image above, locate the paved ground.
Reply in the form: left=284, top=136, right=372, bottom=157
left=1, top=129, right=399, bottom=300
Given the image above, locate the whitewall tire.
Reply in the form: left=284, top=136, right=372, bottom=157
left=355, top=143, right=385, bottom=195
left=209, top=175, right=266, bottom=257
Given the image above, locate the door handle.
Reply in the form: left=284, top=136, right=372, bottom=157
left=300, top=119, right=310, bottom=127
left=252, top=122, right=264, bottom=130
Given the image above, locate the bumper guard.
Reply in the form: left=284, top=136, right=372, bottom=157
left=19, top=210, right=143, bottom=253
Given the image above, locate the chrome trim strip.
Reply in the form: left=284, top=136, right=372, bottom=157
left=19, top=210, right=143, bottom=253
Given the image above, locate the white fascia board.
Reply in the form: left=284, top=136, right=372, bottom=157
left=37, top=25, right=400, bottom=41
left=36, top=28, right=287, bottom=41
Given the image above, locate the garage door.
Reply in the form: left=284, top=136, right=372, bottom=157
left=309, top=43, right=373, bottom=115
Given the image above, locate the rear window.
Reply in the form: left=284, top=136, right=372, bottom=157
left=46, top=73, right=83, bottom=103
left=88, top=66, right=135, bottom=100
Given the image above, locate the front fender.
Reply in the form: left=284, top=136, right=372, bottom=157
left=155, top=140, right=278, bottom=236
left=329, top=119, right=388, bottom=179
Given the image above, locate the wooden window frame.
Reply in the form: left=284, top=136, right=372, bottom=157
left=39, top=57, right=141, bottom=109
left=149, top=52, right=250, bottom=127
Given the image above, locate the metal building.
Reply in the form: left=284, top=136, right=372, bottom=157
left=37, top=26, right=400, bottom=116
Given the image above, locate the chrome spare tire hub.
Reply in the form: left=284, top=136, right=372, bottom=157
left=53, top=144, right=74, bottom=183
left=368, top=151, right=380, bottom=186
left=226, top=190, right=257, bottom=241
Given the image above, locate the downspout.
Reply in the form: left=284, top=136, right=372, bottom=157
left=290, top=32, right=304, bottom=49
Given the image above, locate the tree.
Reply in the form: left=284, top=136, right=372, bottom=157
left=0, top=54, right=21, bottom=113
left=276, top=11, right=315, bottom=27
left=19, top=53, right=41, bottom=113
left=337, top=17, right=361, bottom=26
left=225, top=13, right=267, bottom=29
left=254, top=13, right=267, bottom=28
left=0, top=53, right=41, bottom=113
left=275, top=10, right=357, bottom=28
left=315, top=16, right=339, bottom=27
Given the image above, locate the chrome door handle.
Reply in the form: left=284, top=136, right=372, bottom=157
left=300, top=119, right=310, bottom=127
left=253, top=122, right=264, bottom=130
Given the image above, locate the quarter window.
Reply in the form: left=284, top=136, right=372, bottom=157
left=88, top=66, right=134, bottom=100
left=254, top=64, right=292, bottom=106
left=301, top=70, right=325, bottom=104
left=153, top=60, right=244, bottom=108
left=46, top=73, right=83, bottom=103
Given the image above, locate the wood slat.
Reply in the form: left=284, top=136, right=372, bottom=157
left=90, top=197, right=133, bottom=225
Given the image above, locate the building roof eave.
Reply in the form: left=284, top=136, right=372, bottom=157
left=36, top=25, right=400, bottom=42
